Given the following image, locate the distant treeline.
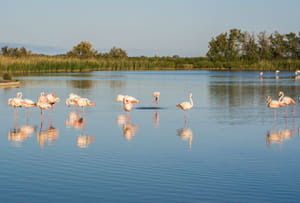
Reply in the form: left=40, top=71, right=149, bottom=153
left=0, top=30, right=300, bottom=73
left=207, top=29, right=300, bottom=61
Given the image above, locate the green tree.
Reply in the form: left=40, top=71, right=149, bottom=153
left=226, top=29, right=244, bottom=60
left=108, top=46, right=128, bottom=58
left=270, top=31, right=287, bottom=58
left=67, top=41, right=98, bottom=58
left=206, top=32, right=228, bottom=61
left=285, top=32, right=298, bottom=58
left=257, top=31, right=272, bottom=60
left=241, top=32, right=259, bottom=61
left=207, top=29, right=244, bottom=61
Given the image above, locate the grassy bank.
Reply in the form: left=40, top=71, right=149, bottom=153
left=1, top=55, right=300, bottom=73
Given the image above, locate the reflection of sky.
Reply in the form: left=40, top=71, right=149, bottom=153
left=1, top=71, right=300, bottom=202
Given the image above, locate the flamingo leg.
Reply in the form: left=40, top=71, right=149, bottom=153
left=273, top=109, right=277, bottom=130
left=14, top=107, right=19, bottom=129
left=26, top=109, right=29, bottom=125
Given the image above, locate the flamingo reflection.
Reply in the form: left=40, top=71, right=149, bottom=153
left=37, top=125, right=59, bottom=148
left=77, top=135, right=95, bottom=148
left=266, top=128, right=294, bottom=147
left=116, top=114, right=138, bottom=141
left=66, top=111, right=85, bottom=129
left=153, top=111, right=160, bottom=128
left=8, top=125, right=36, bottom=146
left=176, top=114, right=193, bottom=149
left=123, top=123, right=139, bottom=141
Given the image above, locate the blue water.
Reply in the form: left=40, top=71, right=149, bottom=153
left=1, top=70, right=300, bottom=202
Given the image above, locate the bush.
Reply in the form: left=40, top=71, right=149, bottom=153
left=2, top=73, right=12, bottom=80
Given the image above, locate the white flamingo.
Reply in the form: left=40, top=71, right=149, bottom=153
left=8, top=92, right=23, bottom=127
left=176, top=93, right=193, bottom=111
left=37, top=92, right=52, bottom=126
left=21, top=97, right=36, bottom=124
left=266, top=96, right=285, bottom=121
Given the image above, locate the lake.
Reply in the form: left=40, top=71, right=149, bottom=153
left=1, top=70, right=300, bottom=202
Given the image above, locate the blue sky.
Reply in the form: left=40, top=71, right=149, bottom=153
left=0, top=0, right=299, bottom=56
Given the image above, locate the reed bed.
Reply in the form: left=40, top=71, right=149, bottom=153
left=1, top=55, right=300, bottom=73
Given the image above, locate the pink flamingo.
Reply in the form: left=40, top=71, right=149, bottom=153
left=66, top=93, right=80, bottom=107
left=176, top=93, right=193, bottom=123
left=275, top=70, right=280, bottom=79
left=123, top=96, right=133, bottom=112
left=259, top=72, right=263, bottom=78
left=295, top=70, right=300, bottom=79
left=21, top=97, right=36, bottom=124
left=278, top=91, right=295, bottom=106
left=278, top=91, right=296, bottom=116
left=176, top=93, right=193, bottom=111
left=8, top=92, right=23, bottom=127
left=37, top=92, right=52, bottom=127
left=152, top=91, right=160, bottom=104
left=117, top=94, right=140, bottom=104
left=73, top=97, right=96, bottom=116
left=46, top=93, right=60, bottom=108
left=266, top=96, right=285, bottom=121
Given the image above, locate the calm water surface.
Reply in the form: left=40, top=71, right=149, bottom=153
left=1, top=70, right=300, bottom=202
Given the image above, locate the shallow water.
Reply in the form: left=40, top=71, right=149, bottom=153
left=1, top=70, right=300, bottom=202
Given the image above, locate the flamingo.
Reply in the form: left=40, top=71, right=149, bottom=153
left=66, top=93, right=81, bottom=107
left=8, top=92, right=23, bottom=108
left=153, top=91, right=160, bottom=104
left=295, top=70, right=300, bottom=79
left=275, top=70, right=280, bottom=79
left=259, top=72, right=263, bottom=78
left=117, top=94, right=140, bottom=104
left=176, top=93, right=193, bottom=111
left=8, top=92, right=23, bottom=127
left=278, top=91, right=296, bottom=116
left=21, top=98, right=36, bottom=124
left=46, top=93, right=60, bottom=107
left=278, top=91, right=295, bottom=106
left=37, top=92, right=52, bottom=126
left=123, top=96, right=133, bottom=112
left=266, top=96, right=285, bottom=121
left=73, top=97, right=96, bottom=116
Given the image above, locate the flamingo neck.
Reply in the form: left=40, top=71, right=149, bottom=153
left=279, top=93, right=284, bottom=102
left=189, top=96, right=193, bottom=107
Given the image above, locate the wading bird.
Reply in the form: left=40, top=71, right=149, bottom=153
left=8, top=92, right=23, bottom=127
left=123, top=96, right=133, bottom=112
left=152, top=91, right=160, bottom=104
left=176, top=93, right=193, bottom=111
left=266, top=96, right=285, bottom=120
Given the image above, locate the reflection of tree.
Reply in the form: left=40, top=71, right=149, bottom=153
left=109, top=80, right=126, bottom=88
left=209, top=79, right=300, bottom=107
left=67, top=79, right=126, bottom=89
left=208, top=76, right=300, bottom=124
left=68, top=80, right=95, bottom=89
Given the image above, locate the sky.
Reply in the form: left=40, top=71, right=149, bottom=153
left=0, top=0, right=299, bottom=56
